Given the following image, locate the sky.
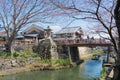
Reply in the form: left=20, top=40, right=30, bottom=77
left=0, top=0, right=98, bottom=32
left=36, top=19, right=110, bottom=39
left=38, top=0, right=112, bottom=39
left=38, top=16, right=91, bottom=33
left=0, top=0, right=112, bottom=39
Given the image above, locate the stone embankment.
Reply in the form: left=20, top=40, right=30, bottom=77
left=0, top=57, right=72, bottom=76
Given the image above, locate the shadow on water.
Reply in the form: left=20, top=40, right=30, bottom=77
left=0, top=60, right=102, bottom=80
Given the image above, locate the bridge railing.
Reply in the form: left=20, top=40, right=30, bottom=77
left=54, top=38, right=111, bottom=45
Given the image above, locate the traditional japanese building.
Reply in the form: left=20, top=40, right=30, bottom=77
left=54, top=27, right=84, bottom=44
left=0, top=24, right=45, bottom=45
left=0, top=27, right=6, bottom=45
left=16, top=24, right=44, bottom=45
left=53, top=27, right=84, bottom=62
left=54, top=27, right=83, bottom=39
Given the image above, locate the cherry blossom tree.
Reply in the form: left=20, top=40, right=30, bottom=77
left=114, top=0, right=120, bottom=79
left=50, top=0, right=120, bottom=79
left=0, top=0, right=53, bottom=53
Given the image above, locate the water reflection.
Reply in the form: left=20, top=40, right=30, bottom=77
left=0, top=60, right=102, bottom=80
left=84, top=60, right=102, bottom=79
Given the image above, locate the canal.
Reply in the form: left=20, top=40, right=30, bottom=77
left=0, top=60, right=102, bottom=80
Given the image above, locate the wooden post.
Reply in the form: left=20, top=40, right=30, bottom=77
left=107, top=46, right=110, bottom=63
left=67, top=46, right=72, bottom=64
left=35, top=36, right=38, bottom=45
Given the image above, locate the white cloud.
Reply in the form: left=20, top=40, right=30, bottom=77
left=83, top=32, right=110, bottom=39
left=50, top=25, right=62, bottom=33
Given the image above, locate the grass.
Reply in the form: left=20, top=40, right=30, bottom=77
left=40, top=59, right=51, bottom=64
left=13, top=52, right=19, bottom=58
left=81, top=49, right=104, bottom=59
left=54, top=59, right=70, bottom=66
left=39, top=58, right=70, bottom=67
left=80, top=53, right=93, bottom=59
left=20, top=52, right=29, bottom=58
left=5, top=53, right=11, bottom=59
left=99, top=68, right=107, bottom=80
left=32, top=53, right=39, bottom=58
left=90, top=49, right=104, bottom=55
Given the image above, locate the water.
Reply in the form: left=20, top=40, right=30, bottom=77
left=0, top=60, right=102, bottom=80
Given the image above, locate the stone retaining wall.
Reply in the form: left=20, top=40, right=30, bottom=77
left=0, top=57, right=35, bottom=70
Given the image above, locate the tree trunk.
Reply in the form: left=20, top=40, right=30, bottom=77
left=114, top=0, right=120, bottom=79
left=113, top=69, right=120, bottom=80
left=113, top=54, right=120, bottom=80
left=5, top=36, right=15, bottom=54
left=107, top=46, right=110, bottom=63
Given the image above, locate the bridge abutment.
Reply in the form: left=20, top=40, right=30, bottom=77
left=68, top=46, right=80, bottom=62
left=78, top=47, right=91, bottom=59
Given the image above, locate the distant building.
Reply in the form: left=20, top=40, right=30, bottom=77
left=16, top=24, right=44, bottom=45
left=0, top=24, right=45, bottom=45
left=54, top=27, right=84, bottom=40
left=0, top=27, right=6, bottom=38
left=0, top=27, right=6, bottom=45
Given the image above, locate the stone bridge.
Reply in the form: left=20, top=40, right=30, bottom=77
left=54, top=38, right=112, bottom=63
left=54, top=38, right=112, bottom=47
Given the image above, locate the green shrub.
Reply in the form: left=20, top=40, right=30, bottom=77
left=14, top=46, right=25, bottom=52
left=91, top=49, right=104, bottom=55
left=25, top=47, right=33, bottom=54
left=97, top=49, right=104, bottom=54
left=5, top=53, right=11, bottom=58
left=32, top=40, right=51, bottom=59
left=0, top=52, right=4, bottom=57
left=13, top=52, right=19, bottom=58
left=55, top=59, right=69, bottom=66
left=23, top=61, right=27, bottom=66
left=32, top=53, right=39, bottom=58
left=41, top=59, right=51, bottom=63
left=99, top=68, right=106, bottom=80
left=21, top=52, right=29, bottom=58
left=32, top=45, right=38, bottom=53
left=100, top=68, right=106, bottom=75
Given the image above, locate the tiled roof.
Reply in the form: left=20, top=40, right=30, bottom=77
left=24, top=34, right=38, bottom=37
left=55, top=27, right=81, bottom=34
left=23, top=24, right=44, bottom=33
left=0, top=24, right=44, bottom=37
left=16, top=35, right=24, bottom=39
left=0, top=27, right=4, bottom=30
left=0, top=28, right=6, bottom=35
left=0, top=27, right=4, bottom=31
left=0, top=33, right=7, bottom=37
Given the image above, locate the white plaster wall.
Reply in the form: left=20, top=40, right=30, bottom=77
left=78, top=47, right=91, bottom=58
